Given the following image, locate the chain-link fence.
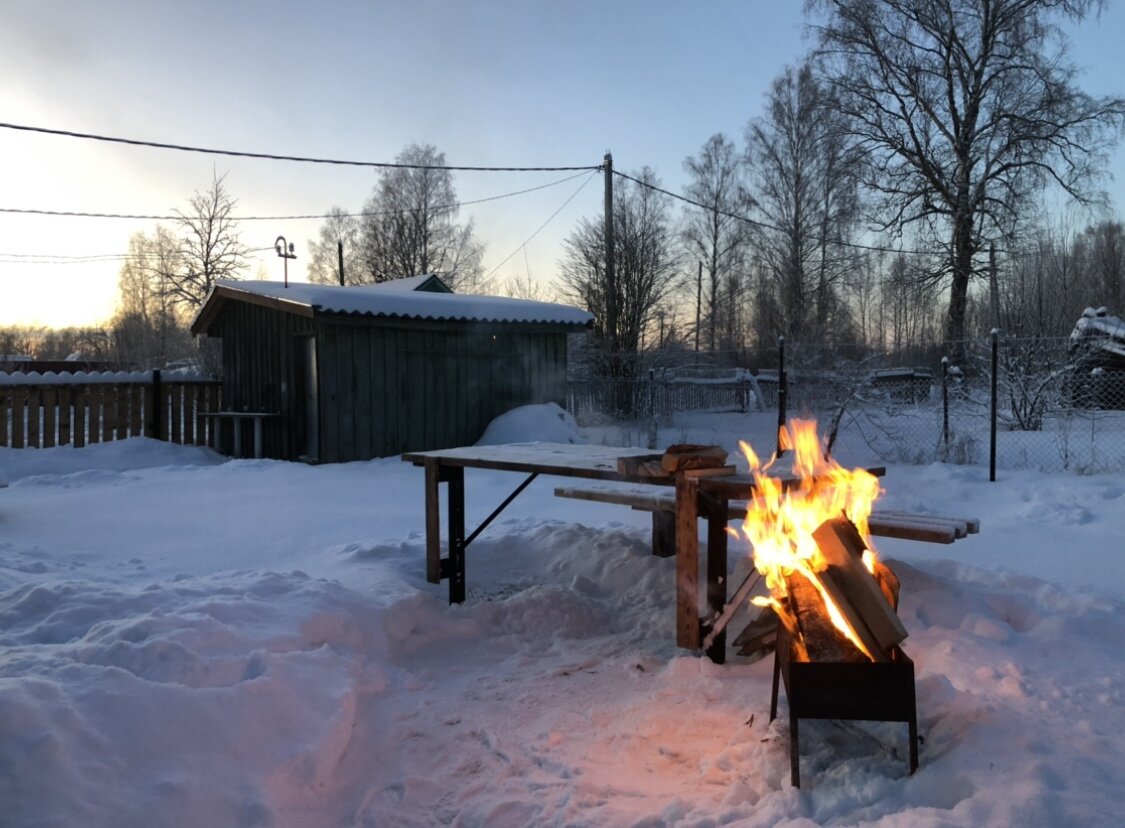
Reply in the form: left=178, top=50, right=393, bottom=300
left=567, top=376, right=760, bottom=425
left=567, top=334, right=1125, bottom=475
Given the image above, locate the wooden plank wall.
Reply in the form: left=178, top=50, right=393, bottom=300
left=313, top=321, right=570, bottom=462
left=0, top=380, right=221, bottom=448
left=214, top=300, right=314, bottom=459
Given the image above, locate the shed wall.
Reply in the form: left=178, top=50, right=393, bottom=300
left=213, top=300, right=315, bottom=459
left=315, top=320, right=568, bottom=462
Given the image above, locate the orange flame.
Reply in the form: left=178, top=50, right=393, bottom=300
left=736, top=419, right=883, bottom=659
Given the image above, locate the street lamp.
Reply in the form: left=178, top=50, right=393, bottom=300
left=275, top=236, right=297, bottom=288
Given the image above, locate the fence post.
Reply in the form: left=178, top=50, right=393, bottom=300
left=647, top=368, right=658, bottom=450
left=776, top=335, right=787, bottom=457
left=990, top=331, right=999, bottom=482
left=941, top=355, right=950, bottom=450
left=150, top=369, right=163, bottom=441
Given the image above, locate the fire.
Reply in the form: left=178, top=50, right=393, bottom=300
left=735, top=419, right=883, bottom=660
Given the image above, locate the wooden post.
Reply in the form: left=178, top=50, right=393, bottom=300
left=25, top=387, right=40, bottom=448
left=57, top=387, right=72, bottom=447
left=10, top=387, right=27, bottom=448
left=424, top=458, right=443, bottom=583
left=73, top=386, right=87, bottom=448
left=447, top=466, right=466, bottom=604
left=603, top=152, right=617, bottom=357
left=704, top=491, right=728, bottom=664
left=675, top=472, right=702, bottom=649
left=150, top=369, right=163, bottom=441
left=42, top=387, right=57, bottom=447
left=337, top=239, right=346, bottom=286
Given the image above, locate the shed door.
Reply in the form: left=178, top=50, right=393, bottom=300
left=296, top=335, right=319, bottom=461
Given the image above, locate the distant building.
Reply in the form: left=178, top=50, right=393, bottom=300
left=1067, top=306, right=1125, bottom=409
left=191, top=276, right=593, bottom=462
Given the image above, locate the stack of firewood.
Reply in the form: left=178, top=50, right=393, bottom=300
left=737, top=516, right=906, bottom=662
left=617, top=444, right=731, bottom=479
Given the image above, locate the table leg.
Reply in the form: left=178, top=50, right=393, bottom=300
left=424, top=458, right=442, bottom=584
left=447, top=466, right=466, bottom=603
left=675, top=474, right=701, bottom=649
left=704, top=494, right=728, bottom=664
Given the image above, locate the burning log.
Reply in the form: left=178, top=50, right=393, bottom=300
left=812, top=517, right=908, bottom=656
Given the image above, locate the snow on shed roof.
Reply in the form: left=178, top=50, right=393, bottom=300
left=193, top=279, right=593, bottom=333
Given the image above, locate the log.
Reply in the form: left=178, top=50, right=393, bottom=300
left=786, top=573, right=869, bottom=663
left=813, top=517, right=908, bottom=655
left=616, top=453, right=665, bottom=478
left=661, top=444, right=728, bottom=474
left=874, top=560, right=901, bottom=611
left=733, top=604, right=778, bottom=658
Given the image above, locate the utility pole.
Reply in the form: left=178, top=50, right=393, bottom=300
left=275, top=236, right=296, bottom=288
left=603, top=152, right=617, bottom=364
left=337, top=240, right=346, bottom=287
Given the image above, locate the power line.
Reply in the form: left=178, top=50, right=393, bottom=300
left=486, top=170, right=599, bottom=280
left=0, top=171, right=594, bottom=223
left=0, top=246, right=276, bottom=266
left=0, top=121, right=601, bottom=172
left=611, top=168, right=1032, bottom=260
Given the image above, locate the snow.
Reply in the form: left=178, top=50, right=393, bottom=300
left=206, top=280, right=594, bottom=327
left=3, top=409, right=1125, bottom=826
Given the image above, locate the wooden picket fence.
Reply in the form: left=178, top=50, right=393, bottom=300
left=0, top=371, right=222, bottom=449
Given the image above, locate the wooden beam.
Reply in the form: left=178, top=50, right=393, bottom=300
left=675, top=473, right=702, bottom=649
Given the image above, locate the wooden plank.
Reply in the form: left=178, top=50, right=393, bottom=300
left=0, top=388, right=9, bottom=446
left=83, top=386, right=101, bottom=444
left=874, top=509, right=979, bottom=535
left=57, top=387, right=72, bottom=447
left=42, top=387, right=57, bottom=447
left=675, top=473, right=702, bottom=649
left=340, top=326, right=357, bottom=461
left=354, top=326, right=372, bottom=459
left=866, top=517, right=955, bottom=544
left=424, top=457, right=443, bottom=583
left=170, top=384, right=183, bottom=444
left=10, top=387, right=26, bottom=448
left=813, top=517, right=908, bottom=655
left=25, top=386, right=40, bottom=448
left=101, top=385, right=117, bottom=442
left=115, top=386, right=130, bottom=441
left=130, top=383, right=144, bottom=439
left=74, top=386, right=88, bottom=447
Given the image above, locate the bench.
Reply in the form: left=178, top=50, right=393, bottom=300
left=554, top=482, right=979, bottom=556
left=202, top=411, right=278, bottom=459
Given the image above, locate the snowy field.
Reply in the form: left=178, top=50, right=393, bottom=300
left=2, top=406, right=1125, bottom=827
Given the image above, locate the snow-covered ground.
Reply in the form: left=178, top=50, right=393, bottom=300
left=2, top=406, right=1124, bottom=827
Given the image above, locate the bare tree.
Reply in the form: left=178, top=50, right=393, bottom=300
left=808, top=0, right=1125, bottom=355
left=556, top=168, right=682, bottom=376
left=165, top=172, right=249, bottom=308
left=747, top=62, right=863, bottom=343
left=358, top=144, right=485, bottom=291
left=1076, top=219, right=1125, bottom=313
left=112, top=228, right=192, bottom=367
left=681, top=133, right=754, bottom=353
left=307, top=207, right=363, bottom=286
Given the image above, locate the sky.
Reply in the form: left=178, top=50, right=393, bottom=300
left=3, top=0, right=1125, bottom=330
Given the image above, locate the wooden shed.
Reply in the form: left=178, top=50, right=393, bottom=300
left=191, top=276, right=593, bottom=462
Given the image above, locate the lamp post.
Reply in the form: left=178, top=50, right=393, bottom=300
left=275, top=236, right=297, bottom=288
